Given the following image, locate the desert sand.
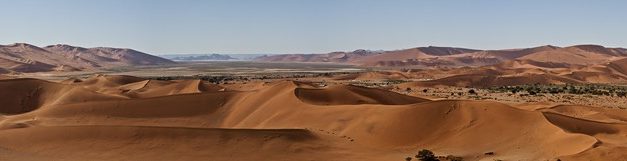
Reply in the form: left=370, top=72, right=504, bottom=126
left=1, top=74, right=626, bottom=161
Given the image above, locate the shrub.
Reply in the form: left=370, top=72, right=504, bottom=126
left=416, top=149, right=438, bottom=161
left=445, top=155, right=463, bottom=161
left=617, top=91, right=627, bottom=97
left=529, top=91, right=537, bottom=95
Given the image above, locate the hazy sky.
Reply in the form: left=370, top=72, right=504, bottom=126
left=1, top=0, right=626, bottom=54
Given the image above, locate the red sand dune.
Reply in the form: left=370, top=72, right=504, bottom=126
left=1, top=75, right=625, bottom=160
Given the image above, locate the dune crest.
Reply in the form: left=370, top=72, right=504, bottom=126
left=294, top=84, right=428, bottom=105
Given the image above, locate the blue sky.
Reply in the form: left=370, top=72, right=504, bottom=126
left=1, top=0, right=626, bottom=54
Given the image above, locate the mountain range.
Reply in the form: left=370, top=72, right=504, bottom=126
left=255, top=45, right=627, bottom=67
left=256, top=44, right=627, bottom=86
left=0, top=43, right=174, bottom=73
left=159, top=54, right=271, bottom=61
left=160, top=54, right=236, bottom=61
left=5, top=42, right=627, bottom=85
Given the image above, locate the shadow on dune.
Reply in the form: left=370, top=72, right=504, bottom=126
left=293, top=85, right=428, bottom=105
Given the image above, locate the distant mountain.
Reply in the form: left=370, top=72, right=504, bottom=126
left=255, top=45, right=627, bottom=68
left=254, top=49, right=383, bottom=63
left=415, top=46, right=482, bottom=56
left=228, top=54, right=274, bottom=61
left=391, top=46, right=627, bottom=87
left=161, top=54, right=270, bottom=61
left=165, top=54, right=235, bottom=61
left=518, top=45, right=627, bottom=65
left=0, top=43, right=174, bottom=73
left=254, top=46, right=492, bottom=66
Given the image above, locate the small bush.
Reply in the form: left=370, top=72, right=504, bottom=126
left=445, top=155, right=463, bottom=161
left=468, top=89, right=477, bottom=95
left=416, top=149, right=438, bottom=161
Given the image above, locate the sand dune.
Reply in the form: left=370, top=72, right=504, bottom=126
left=541, top=105, right=627, bottom=124
left=294, top=84, right=428, bottom=105
left=400, top=73, right=581, bottom=87
left=0, top=126, right=351, bottom=161
left=608, top=58, right=627, bottom=75
left=116, top=79, right=224, bottom=98
left=542, top=112, right=627, bottom=161
left=394, top=55, right=627, bottom=87
left=333, top=71, right=412, bottom=80
left=73, top=75, right=225, bottom=98
left=1, top=76, right=625, bottom=160
left=518, top=45, right=622, bottom=65
left=0, top=78, right=124, bottom=114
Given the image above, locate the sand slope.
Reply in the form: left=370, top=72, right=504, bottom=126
left=398, top=56, right=627, bottom=87
left=1, top=76, right=625, bottom=160
left=0, top=78, right=124, bottom=114
left=294, top=84, right=428, bottom=105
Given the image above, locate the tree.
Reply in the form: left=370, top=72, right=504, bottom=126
left=468, top=89, right=477, bottom=95
left=405, top=157, right=412, bottom=161
left=416, top=149, right=438, bottom=161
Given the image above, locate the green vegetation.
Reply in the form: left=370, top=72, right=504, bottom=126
left=487, top=84, right=627, bottom=97
left=468, top=89, right=477, bottom=95
left=145, top=72, right=354, bottom=84
left=416, top=149, right=438, bottom=161
left=404, top=149, right=464, bottom=161
left=445, top=155, right=463, bottom=161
